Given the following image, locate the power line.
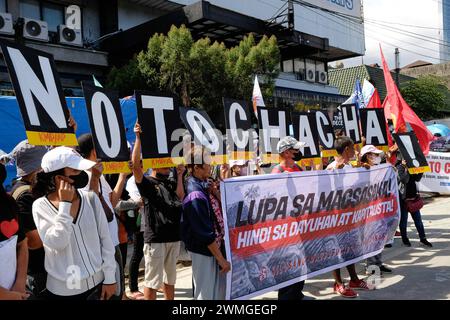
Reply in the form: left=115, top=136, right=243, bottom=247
left=365, top=18, right=448, bottom=31
left=299, top=3, right=449, bottom=62
left=364, top=20, right=450, bottom=47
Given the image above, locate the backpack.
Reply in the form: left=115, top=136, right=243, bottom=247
left=146, top=177, right=182, bottom=228
left=10, top=184, right=31, bottom=200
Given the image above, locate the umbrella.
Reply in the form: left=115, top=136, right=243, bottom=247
left=426, top=124, right=450, bottom=137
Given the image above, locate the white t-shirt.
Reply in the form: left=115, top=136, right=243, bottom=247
left=126, top=176, right=141, bottom=202
left=326, top=161, right=353, bottom=170
left=83, top=172, right=119, bottom=247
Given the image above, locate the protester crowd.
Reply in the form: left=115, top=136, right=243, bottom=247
left=0, top=118, right=433, bottom=301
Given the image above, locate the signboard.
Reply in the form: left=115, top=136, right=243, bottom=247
left=82, top=84, right=130, bottom=173
left=136, top=92, right=183, bottom=169
left=360, top=108, right=389, bottom=152
left=0, top=40, right=76, bottom=146
left=180, top=107, right=227, bottom=165
left=393, top=132, right=430, bottom=174
left=341, top=104, right=362, bottom=145
left=417, top=152, right=450, bottom=195
left=223, top=98, right=254, bottom=160
left=257, top=107, right=290, bottom=163
left=301, top=0, right=362, bottom=19
left=292, top=112, right=321, bottom=165
left=315, top=110, right=337, bottom=157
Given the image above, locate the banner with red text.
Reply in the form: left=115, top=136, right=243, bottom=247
left=417, top=152, right=450, bottom=195
left=220, top=164, right=399, bottom=300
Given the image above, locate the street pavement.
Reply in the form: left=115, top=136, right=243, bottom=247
left=125, top=195, right=450, bottom=300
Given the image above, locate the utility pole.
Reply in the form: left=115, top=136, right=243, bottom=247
left=288, top=0, right=294, bottom=31
left=395, top=48, right=400, bottom=87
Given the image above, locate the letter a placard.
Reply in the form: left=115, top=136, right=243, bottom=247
left=0, top=40, right=76, bottom=146
left=82, top=84, right=130, bottom=173
left=360, top=108, right=389, bottom=152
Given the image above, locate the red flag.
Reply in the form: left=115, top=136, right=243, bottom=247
left=382, top=98, right=396, bottom=165
left=367, top=88, right=382, bottom=108
left=380, top=46, right=434, bottom=155
left=380, top=45, right=407, bottom=133
left=398, top=95, right=435, bottom=155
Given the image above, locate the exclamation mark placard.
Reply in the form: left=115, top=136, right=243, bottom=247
left=399, top=135, right=420, bottom=167
left=393, top=132, right=430, bottom=174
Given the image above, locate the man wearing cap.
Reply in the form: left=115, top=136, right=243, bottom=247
left=32, top=147, right=116, bottom=299
left=8, top=140, right=48, bottom=298
left=271, top=136, right=306, bottom=300
left=272, top=136, right=305, bottom=174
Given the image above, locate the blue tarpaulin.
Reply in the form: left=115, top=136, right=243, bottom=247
left=0, top=95, right=138, bottom=190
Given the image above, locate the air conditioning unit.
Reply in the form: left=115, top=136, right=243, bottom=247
left=22, top=18, right=48, bottom=42
left=0, top=12, right=14, bottom=36
left=317, top=71, right=328, bottom=84
left=305, top=66, right=315, bottom=82
left=57, top=25, right=82, bottom=47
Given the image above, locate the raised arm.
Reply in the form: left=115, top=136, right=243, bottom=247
left=132, top=122, right=144, bottom=184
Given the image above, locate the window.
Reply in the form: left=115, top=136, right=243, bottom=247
left=0, top=0, right=7, bottom=12
left=42, top=2, right=64, bottom=31
left=19, top=1, right=65, bottom=31
left=20, top=0, right=40, bottom=20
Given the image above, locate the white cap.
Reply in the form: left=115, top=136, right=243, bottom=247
left=229, top=159, right=248, bottom=167
left=41, top=147, right=96, bottom=173
left=360, top=145, right=384, bottom=158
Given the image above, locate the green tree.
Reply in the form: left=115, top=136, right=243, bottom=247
left=106, top=25, right=281, bottom=114
left=106, top=55, right=147, bottom=96
left=159, top=25, right=194, bottom=107
left=401, top=75, right=450, bottom=120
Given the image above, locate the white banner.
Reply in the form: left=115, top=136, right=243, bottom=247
left=221, top=164, right=399, bottom=300
left=418, top=152, right=450, bottom=195
left=302, top=0, right=362, bottom=19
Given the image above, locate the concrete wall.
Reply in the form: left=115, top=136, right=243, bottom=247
left=117, top=0, right=166, bottom=30
left=401, top=62, right=450, bottom=89
left=171, top=0, right=365, bottom=55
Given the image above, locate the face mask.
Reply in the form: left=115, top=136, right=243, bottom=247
left=292, top=151, right=302, bottom=162
left=368, top=154, right=381, bottom=165
left=156, top=172, right=170, bottom=180
left=372, top=156, right=382, bottom=165
left=68, top=171, right=89, bottom=189
left=239, top=166, right=248, bottom=176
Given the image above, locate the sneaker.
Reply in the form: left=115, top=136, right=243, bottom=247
left=384, top=244, right=392, bottom=248
left=349, top=279, right=373, bottom=291
left=333, top=283, right=357, bottom=298
left=402, top=238, right=411, bottom=247
left=127, top=291, right=145, bottom=300
left=379, top=265, right=392, bottom=273
left=420, top=239, right=433, bottom=247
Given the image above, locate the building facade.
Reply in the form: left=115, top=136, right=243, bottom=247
left=439, top=0, right=450, bottom=62
left=0, top=0, right=365, bottom=111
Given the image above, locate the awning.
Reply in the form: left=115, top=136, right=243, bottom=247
left=100, top=0, right=342, bottom=65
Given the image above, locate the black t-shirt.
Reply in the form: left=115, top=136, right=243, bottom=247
left=0, top=193, right=25, bottom=243
left=10, top=180, right=46, bottom=274
left=136, top=176, right=181, bottom=244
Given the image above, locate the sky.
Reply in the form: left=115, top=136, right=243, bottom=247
left=343, top=0, right=443, bottom=68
